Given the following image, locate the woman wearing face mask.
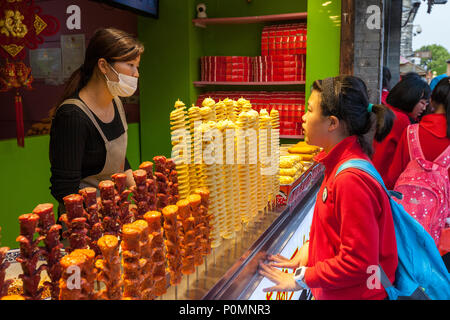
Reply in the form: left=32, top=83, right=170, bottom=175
left=372, top=75, right=431, bottom=181
left=259, top=76, right=398, bottom=300
left=49, top=28, right=144, bottom=218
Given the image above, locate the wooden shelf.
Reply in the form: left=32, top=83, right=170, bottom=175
left=280, top=135, right=304, bottom=139
left=193, top=12, right=307, bottom=27
left=194, top=81, right=305, bottom=87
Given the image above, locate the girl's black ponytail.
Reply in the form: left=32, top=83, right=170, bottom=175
left=313, top=76, right=394, bottom=157
left=372, top=103, right=395, bottom=142
left=430, top=77, right=450, bottom=138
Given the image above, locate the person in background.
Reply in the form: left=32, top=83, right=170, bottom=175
left=382, top=66, right=391, bottom=105
left=50, top=28, right=144, bottom=218
left=372, top=75, right=431, bottom=181
left=430, top=74, right=448, bottom=91
left=386, top=77, right=450, bottom=271
left=259, top=76, right=397, bottom=300
left=402, top=72, right=421, bottom=80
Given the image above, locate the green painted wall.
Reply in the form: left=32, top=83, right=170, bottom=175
left=0, top=123, right=141, bottom=248
left=305, top=0, right=342, bottom=105
left=138, top=0, right=196, bottom=160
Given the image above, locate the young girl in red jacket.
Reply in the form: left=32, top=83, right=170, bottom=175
left=259, top=76, right=398, bottom=300
left=386, top=77, right=450, bottom=188
left=372, top=75, right=430, bottom=181
left=386, top=77, right=450, bottom=271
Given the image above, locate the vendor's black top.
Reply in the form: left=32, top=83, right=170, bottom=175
left=49, top=93, right=130, bottom=203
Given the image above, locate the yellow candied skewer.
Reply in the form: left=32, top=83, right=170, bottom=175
left=247, top=108, right=260, bottom=220
left=211, top=122, right=226, bottom=244
left=188, top=105, right=203, bottom=190
left=200, top=106, right=216, bottom=122
left=228, top=105, right=242, bottom=232
left=215, top=100, right=226, bottom=122
left=170, top=99, right=190, bottom=200
left=201, top=121, right=223, bottom=248
left=202, top=98, right=216, bottom=121
left=233, top=97, right=248, bottom=122
left=217, top=120, right=235, bottom=240
left=236, top=111, right=251, bottom=225
left=259, top=109, right=272, bottom=211
left=270, top=109, right=280, bottom=203
left=222, top=98, right=236, bottom=122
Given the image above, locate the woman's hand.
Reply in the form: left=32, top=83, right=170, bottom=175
left=258, top=262, right=303, bottom=292
left=266, top=241, right=309, bottom=269
left=125, top=169, right=136, bottom=188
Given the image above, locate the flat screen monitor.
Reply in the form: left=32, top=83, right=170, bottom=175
left=91, top=0, right=158, bottom=18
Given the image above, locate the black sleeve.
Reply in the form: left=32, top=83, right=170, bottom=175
left=125, top=157, right=131, bottom=171
left=49, top=105, right=88, bottom=203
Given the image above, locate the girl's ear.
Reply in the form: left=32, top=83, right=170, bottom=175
left=327, top=115, right=341, bottom=133
left=97, top=58, right=108, bottom=75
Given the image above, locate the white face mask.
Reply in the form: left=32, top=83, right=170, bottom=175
left=104, top=63, right=138, bottom=97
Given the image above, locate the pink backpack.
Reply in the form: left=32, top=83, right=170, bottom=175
left=394, top=124, right=450, bottom=247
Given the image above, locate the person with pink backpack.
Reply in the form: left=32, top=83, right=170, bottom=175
left=386, top=77, right=450, bottom=269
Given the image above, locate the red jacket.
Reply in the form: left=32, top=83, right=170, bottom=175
left=385, top=113, right=450, bottom=190
left=305, top=136, right=398, bottom=300
left=372, top=104, right=411, bottom=181
left=381, top=89, right=389, bottom=106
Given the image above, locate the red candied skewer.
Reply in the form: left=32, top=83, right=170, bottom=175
left=187, top=195, right=204, bottom=267
left=111, top=173, right=133, bottom=225
left=16, top=214, right=46, bottom=300
left=79, top=187, right=103, bottom=257
left=99, top=180, right=121, bottom=237
left=162, top=205, right=182, bottom=286
left=60, top=194, right=89, bottom=252
left=139, top=161, right=157, bottom=211
left=121, top=224, right=142, bottom=300
left=166, top=158, right=180, bottom=205
left=0, top=247, right=12, bottom=298
left=0, top=227, right=13, bottom=298
left=130, top=169, right=150, bottom=219
left=59, top=249, right=96, bottom=300
left=33, top=203, right=55, bottom=236
left=176, top=200, right=196, bottom=276
left=32, top=204, right=63, bottom=300
left=153, top=156, right=169, bottom=175
left=194, top=188, right=212, bottom=256
left=144, top=211, right=167, bottom=297
left=95, top=235, right=123, bottom=300
left=153, top=156, right=170, bottom=210
left=155, top=172, right=169, bottom=210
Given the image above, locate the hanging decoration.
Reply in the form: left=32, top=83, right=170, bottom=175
left=0, top=0, right=59, bottom=147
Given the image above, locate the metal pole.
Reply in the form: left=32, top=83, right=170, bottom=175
left=187, top=275, right=190, bottom=295
left=196, top=267, right=199, bottom=283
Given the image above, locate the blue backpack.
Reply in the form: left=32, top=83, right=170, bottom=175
left=336, top=159, right=450, bottom=300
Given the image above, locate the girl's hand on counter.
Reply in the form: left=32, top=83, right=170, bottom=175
left=267, top=241, right=309, bottom=269
left=259, top=262, right=303, bottom=292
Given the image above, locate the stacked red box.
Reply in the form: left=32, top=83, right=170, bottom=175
left=201, top=56, right=254, bottom=82
left=254, top=55, right=306, bottom=82
left=261, top=23, right=307, bottom=56
left=196, top=91, right=305, bottom=136
left=201, top=54, right=305, bottom=83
